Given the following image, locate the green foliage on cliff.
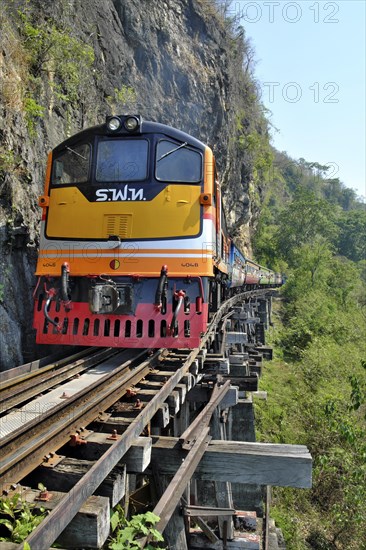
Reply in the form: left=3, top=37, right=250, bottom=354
left=2, top=0, right=95, bottom=135
left=106, top=86, right=137, bottom=115
left=253, top=160, right=366, bottom=548
left=209, top=0, right=276, bottom=207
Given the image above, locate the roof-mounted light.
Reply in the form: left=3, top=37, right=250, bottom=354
left=124, top=116, right=139, bottom=132
left=105, top=115, right=142, bottom=134
left=107, top=116, right=122, bottom=131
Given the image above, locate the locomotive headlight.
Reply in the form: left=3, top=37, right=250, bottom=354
left=107, top=116, right=122, bottom=131
left=124, top=116, right=139, bottom=132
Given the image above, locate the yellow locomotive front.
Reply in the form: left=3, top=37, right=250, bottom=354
left=34, top=115, right=222, bottom=349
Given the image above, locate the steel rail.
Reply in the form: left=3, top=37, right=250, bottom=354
left=21, top=344, right=207, bottom=550
left=203, top=289, right=273, bottom=349
left=1, top=348, right=142, bottom=447
left=179, top=380, right=231, bottom=449
left=0, top=347, right=95, bottom=390
left=141, top=378, right=234, bottom=545
left=0, top=347, right=118, bottom=413
left=0, top=348, right=154, bottom=484
left=20, top=289, right=275, bottom=550
left=152, top=428, right=211, bottom=534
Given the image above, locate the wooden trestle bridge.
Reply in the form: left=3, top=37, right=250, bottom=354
left=0, top=290, right=312, bottom=550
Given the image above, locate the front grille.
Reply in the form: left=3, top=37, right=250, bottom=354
left=104, top=214, right=132, bottom=238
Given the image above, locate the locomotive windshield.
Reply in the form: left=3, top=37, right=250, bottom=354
left=52, top=143, right=90, bottom=184
left=156, top=140, right=202, bottom=182
left=96, top=139, right=149, bottom=182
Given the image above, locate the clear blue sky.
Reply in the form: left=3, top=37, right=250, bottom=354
left=232, top=0, right=366, bottom=199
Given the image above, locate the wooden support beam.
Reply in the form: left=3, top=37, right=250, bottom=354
left=263, top=486, right=271, bottom=550
left=155, top=358, right=187, bottom=369
left=226, top=332, right=248, bottom=345
left=182, top=373, right=195, bottom=391
left=152, top=403, right=170, bottom=428
left=231, top=483, right=264, bottom=515
left=245, top=317, right=261, bottom=325
left=190, top=517, right=220, bottom=543
left=140, top=389, right=181, bottom=414
left=231, top=312, right=249, bottom=321
left=246, top=346, right=262, bottom=356
left=189, top=360, right=200, bottom=376
left=89, top=414, right=134, bottom=434
left=5, top=487, right=109, bottom=549
left=252, top=391, right=267, bottom=401
left=184, top=505, right=236, bottom=517
left=74, top=433, right=152, bottom=473
left=255, top=346, right=273, bottom=360
left=175, top=383, right=187, bottom=405
left=174, top=399, right=190, bottom=437
left=249, top=364, right=262, bottom=376
left=151, top=438, right=312, bottom=488
left=123, top=437, right=152, bottom=473
left=223, top=375, right=259, bottom=392
left=229, top=353, right=249, bottom=365
left=196, top=350, right=207, bottom=369
left=248, top=356, right=262, bottom=365
left=138, top=380, right=164, bottom=390
left=148, top=369, right=177, bottom=381
left=223, top=396, right=256, bottom=443
left=27, top=457, right=126, bottom=507
left=229, top=365, right=251, bottom=378
left=167, top=390, right=180, bottom=414
left=189, top=533, right=260, bottom=549
left=203, top=358, right=230, bottom=375
left=187, top=385, right=238, bottom=408
left=128, top=388, right=180, bottom=415
left=211, top=409, right=234, bottom=540
left=151, top=468, right=188, bottom=550
left=140, top=374, right=194, bottom=395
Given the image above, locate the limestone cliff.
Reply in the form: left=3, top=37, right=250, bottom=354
left=0, top=0, right=271, bottom=369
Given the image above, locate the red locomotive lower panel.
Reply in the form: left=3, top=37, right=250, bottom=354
left=34, top=301, right=209, bottom=349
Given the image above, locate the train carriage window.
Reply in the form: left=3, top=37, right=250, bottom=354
left=96, top=139, right=148, bottom=182
left=52, top=143, right=90, bottom=184
left=156, top=140, right=202, bottom=182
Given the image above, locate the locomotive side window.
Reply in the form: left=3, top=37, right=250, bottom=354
left=52, top=143, right=90, bottom=184
left=96, top=139, right=148, bottom=182
left=156, top=140, right=202, bottom=182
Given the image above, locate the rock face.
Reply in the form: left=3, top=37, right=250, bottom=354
left=0, top=0, right=268, bottom=369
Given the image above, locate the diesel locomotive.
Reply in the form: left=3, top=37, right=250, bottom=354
left=33, top=115, right=280, bottom=349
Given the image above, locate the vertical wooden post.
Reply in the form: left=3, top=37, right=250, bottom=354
left=124, top=473, right=130, bottom=517
left=152, top=466, right=189, bottom=550
left=177, top=400, right=191, bottom=537
left=263, top=485, right=271, bottom=550
left=152, top=399, right=192, bottom=550
left=212, top=409, right=234, bottom=540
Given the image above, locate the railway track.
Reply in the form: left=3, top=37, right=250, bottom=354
left=0, top=347, right=158, bottom=484
left=0, top=289, right=306, bottom=550
left=0, top=347, right=116, bottom=413
left=0, top=340, right=204, bottom=549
